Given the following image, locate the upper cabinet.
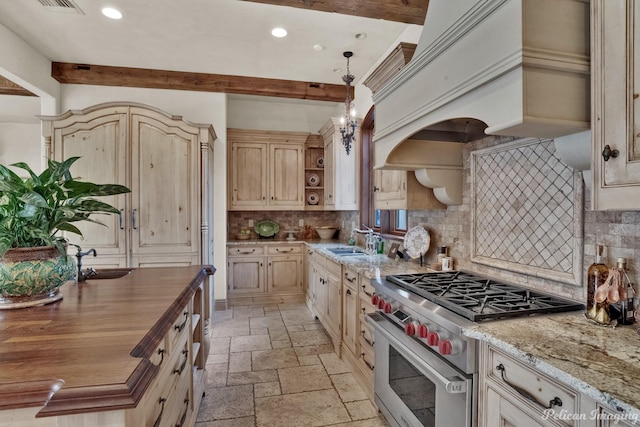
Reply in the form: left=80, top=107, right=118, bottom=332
left=42, top=102, right=215, bottom=267
left=374, top=169, right=445, bottom=210
left=320, top=118, right=359, bottom=211
left=592, top=0, right=640, bottom=210
left=228, top=129, right=306, bottom=211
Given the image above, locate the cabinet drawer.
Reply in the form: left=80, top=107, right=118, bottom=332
left=358, top=341, right=375, bottom=382
left=359, top=276, right=375, bottom=299
left=227, top=245, right=264, bottom=256
left=168, top=305, right=190, bottom=352
left=359, top=321, right=375, bottom=351
left=486, top=346, right=577, bottom=419
left=359, top=295, right=376, bottom=316
left=343, top=268, right=358, bottom=290
left=267, top=244, right=302, bottom=255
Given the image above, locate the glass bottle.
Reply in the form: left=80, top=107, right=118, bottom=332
left=586, top=245, right=610, bottom=324
left=616, top=257, right=636, bottom=325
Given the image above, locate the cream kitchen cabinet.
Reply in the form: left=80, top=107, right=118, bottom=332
left=319, top=118, right=359, bottom=210
left=42, top=103, right=215, bottom=268
left=479, top=342, right=583, bottom=427
left=592, top=0, right=640, bottom=210
left=374, top=169, right=445, bottom=210
left=227, top=129, right=306, bottom=211
left=305, top=250, right=342, bottom=350
left=341, top=267, right=359, bottom=356
left=226, top=243, right=303, bottom=298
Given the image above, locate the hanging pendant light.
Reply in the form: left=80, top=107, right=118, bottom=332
left=340, top=51, right=357, bottom=155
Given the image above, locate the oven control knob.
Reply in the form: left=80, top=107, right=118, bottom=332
left=404, top=322, right=417, bottom=336
left=371, top=294, right=379, bottom=306
left=383, top=302, right=393, bottom=314
left=377, top=298, right=386, bottom=310
left=427, top=331, right=440, bottom=346
left=417, top=324, right=429, bottom=338
left=439, top=339, right=453, bottom=355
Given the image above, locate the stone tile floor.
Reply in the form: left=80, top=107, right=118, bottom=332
left=195, top=302, right=389, bottom=427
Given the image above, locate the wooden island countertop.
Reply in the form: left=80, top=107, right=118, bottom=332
left=0, top=265, right=214, bottom=418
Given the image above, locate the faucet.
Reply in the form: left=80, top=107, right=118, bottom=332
left=73, top=246, right=98, bottom=282
left=351, top=225, right=377, bottom=254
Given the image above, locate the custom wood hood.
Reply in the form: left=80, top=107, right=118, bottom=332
left=372, top=0, right=590, bottom=205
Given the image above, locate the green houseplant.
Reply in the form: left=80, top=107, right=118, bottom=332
left=0, top=156, right=130, bottom=308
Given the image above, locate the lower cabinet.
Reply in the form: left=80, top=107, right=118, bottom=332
left=227, top=243, right=303, bottom=298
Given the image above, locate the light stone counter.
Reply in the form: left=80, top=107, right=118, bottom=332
left=464, top=312, right=640, bottom=419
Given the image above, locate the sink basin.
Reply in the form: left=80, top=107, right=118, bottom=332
left=327, top=247, right=366, bottom=256
left=88, top=268, right=136, bottom=280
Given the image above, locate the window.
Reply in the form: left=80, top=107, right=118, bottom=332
left=360, top=107, right=407, bottom=236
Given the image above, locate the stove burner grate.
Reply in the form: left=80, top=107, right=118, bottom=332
left=386, top=271, right=584, bottom=321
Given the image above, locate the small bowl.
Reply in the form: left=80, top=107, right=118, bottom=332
left=235, top=233, right=251, bottom=240
left=316, top=227, right=338, bottom=240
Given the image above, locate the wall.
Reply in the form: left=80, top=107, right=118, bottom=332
left=405, top=135, right=639, bottom=303
left=0, top=122, right=41, bottom=171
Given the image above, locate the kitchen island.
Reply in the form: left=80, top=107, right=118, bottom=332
left=0, top=265, right=214, bottom=427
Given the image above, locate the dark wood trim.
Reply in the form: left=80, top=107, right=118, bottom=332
left=360, top=106, right=376, bottom=230
left=51, top=62, right=353, bottom=103
left=0, top=76, right=36, bottom=97
left=240, top=0, right=429, bottom=25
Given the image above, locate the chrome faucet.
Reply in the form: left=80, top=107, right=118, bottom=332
left=74, top=246, right=98, bottom=282
left=351, top=225, right=377, bottom=254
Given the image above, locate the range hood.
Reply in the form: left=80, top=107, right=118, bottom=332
left=372, top=0, right=590, bottom=205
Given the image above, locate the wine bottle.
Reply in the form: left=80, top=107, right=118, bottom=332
left=616, top=257, right=636, bottom=325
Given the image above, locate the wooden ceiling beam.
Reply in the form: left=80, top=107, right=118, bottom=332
left=240, top=0, right=429, bottom=25
left=51, top=62, right=352, bottom=103
left=0, top=76, right=36, bottom=97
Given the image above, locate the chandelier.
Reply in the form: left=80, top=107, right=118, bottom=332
left=339, top=51, right=357, bottom=155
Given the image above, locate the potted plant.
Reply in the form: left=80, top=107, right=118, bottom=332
left=0, top=156, right=130, bottom=308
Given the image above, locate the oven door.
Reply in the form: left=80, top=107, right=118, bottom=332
left=368, top=313, right=473, bottom=427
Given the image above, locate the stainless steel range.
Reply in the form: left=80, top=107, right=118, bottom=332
left=366, top=270, right=583, bottom=427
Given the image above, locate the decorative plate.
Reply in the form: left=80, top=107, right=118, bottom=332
left=403, top=226, right=430, bottom=259
left=316, top=156, right=324, bottom=168
left=254, top=220, right=280, bottom=237
left=307, top=173, right=320, bottom=187
left=307, top=192, right=319, bottom=205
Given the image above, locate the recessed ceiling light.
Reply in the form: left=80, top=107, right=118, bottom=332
left=313, top=44, right=325, bottom=52
left=101, top=7, right=122, bottom=19
left=271, top=27, right=287, bottom=38
left=354, top=33, right=367, bottom=40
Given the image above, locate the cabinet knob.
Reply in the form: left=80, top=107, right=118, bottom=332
left=373, top=186, right=379, bottom=192
left=602, top=144, right=619, bottom=161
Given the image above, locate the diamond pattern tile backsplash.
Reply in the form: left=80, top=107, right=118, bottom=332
left=470, top=138, right=583, bottom=285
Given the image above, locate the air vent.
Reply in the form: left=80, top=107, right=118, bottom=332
left=37, top=0, right=84, bottom=14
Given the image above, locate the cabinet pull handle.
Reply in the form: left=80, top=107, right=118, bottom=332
left=277, top=248, right=293, bottom=253
left=119, top=209, right=124, bottom=230
left=132, top=209, right=138, bottom=229
left=361, top=331, right=374, bottom=347
left=153, top=397, right=166, bottom=427
left=156, top=348, right=165, bottom=366
left=495, top=364, right=562, bottom=410
left=346, top=289, right=352, bottom=295
left=361, top=286, right=373, bottom=297
left=361, top=354, right=374, bottom=371
left=173, top=349, right=189, bottom=375
left=260, top=262, right=263, bottom=267
left=238, top=249, right=255, bottom=254
left=175, top=398, right=189, bottom=427
left=345, top=275, right=356, bottom=283
left=174, top=310, right=189, bottom=333
left=602, top=144, right=619, bottom=162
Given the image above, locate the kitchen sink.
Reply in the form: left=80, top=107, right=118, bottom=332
left=327, top=247, right=366, bottom=256
left=88, top=268, right=136, bottom=280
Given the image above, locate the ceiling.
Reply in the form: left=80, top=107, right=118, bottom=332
left=0, top=0, right=425, bottom=105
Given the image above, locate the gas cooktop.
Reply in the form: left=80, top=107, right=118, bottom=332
left=385, top=270, right=584, bottom=322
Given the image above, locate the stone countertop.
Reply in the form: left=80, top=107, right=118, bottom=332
left=464, top=312, right=640, bottom=418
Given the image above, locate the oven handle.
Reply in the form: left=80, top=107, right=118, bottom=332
left=367, top=312, right=468, bottom=394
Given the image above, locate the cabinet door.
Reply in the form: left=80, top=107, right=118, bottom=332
left=269, top=143, right=304, bottom=209
left=326, top=271, right=342, bottom=337
left=229, top=141, right=267, bottom=209
left=592, top=0, right=640, bottom=209
left=374, top=169, right=406, bottom=209
left=228, top=257, right=265, bottom=294
left=324, top=136, right=335, bottom=207
left=129, top=112, right=200, bottom=261
left=316, top=267, right=328, bottom=321
left=267, top=255, right=302, bottom=293
left=342, top=272, right=358, bottom=355
left=483, top=385, right=549, bottom=427
left=52, top=109, right=129, bottom=267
